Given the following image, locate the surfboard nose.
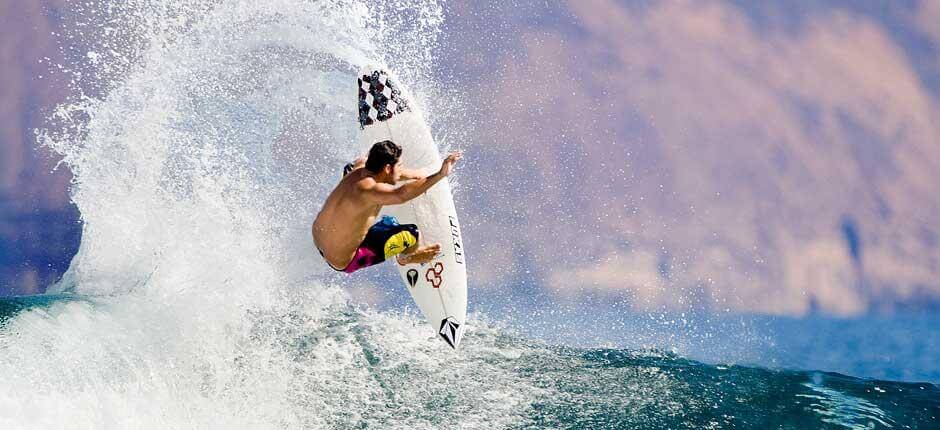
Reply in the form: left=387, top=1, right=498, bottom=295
left=439, top=317, right=464, bottom=349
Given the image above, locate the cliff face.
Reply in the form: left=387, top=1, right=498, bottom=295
left=445, top=0, right=940, bottom=316
left=1, top=0, right=71, bottom=203
left=0, top=0, right=77, bottom=295
left=2, top=1, right=939, bottom=315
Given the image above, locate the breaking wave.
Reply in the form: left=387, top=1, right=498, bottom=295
left=0, top=1, right=936, bottom=428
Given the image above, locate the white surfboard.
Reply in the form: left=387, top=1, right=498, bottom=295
left=356, top=65, right=467, bottom=349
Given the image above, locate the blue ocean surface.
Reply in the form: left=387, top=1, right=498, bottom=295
left=1, top=293, right=937, bottom=429
left=469, top=294, right=940, bottom=385
left=760, top=314, right=940, bottom=384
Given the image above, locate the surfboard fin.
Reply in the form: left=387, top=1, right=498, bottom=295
left=439, top=317, right=463, bottom=349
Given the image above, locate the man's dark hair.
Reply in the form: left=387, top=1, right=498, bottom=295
left=365, top=140, right=402, bottom=173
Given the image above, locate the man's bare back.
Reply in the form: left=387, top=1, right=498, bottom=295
left=312, top=140, right=462, bottom=273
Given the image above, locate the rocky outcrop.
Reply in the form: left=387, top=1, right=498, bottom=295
left=447, top=0, right=940, bottom=316
left=0, top=0, right=77, bottom=295
left=2, top=0, right=939, bottom=316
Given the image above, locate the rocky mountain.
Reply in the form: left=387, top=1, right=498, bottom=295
left=444, top=0, right=940, bottom=316
left=0, top=0, right=77, bottom=295
left=2, top=0, right=939, bottom=317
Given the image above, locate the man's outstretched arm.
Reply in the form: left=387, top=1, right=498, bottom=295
left=362, top=151, right=463, bottom=205
left=398, top=167, right=425, bottom=180
left=351, top=157, right=420, bottom=179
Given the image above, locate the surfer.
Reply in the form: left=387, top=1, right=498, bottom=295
left=312, top=140, right=462, bottom=273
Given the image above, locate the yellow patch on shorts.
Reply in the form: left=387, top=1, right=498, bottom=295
left=384, top=231, right=417, bottom=259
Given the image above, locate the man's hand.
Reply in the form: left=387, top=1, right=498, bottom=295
left=438, top=151, right=463, bottom=177
left=352, top=156, right=366, bottom=169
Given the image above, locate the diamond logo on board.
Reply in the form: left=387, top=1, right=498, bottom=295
left=438, top=317, right=463, bottom=349
left=357, top=70, right=411, bottom=128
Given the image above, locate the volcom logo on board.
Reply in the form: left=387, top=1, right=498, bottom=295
left=439, top=317, right=462, bottom=349
left=406, top=269, right=418, bottom=287
left=448, top=216, right=464, bottom=264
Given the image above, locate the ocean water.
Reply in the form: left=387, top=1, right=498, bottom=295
left=467, top=293, right=940, bottom=384
left=1, top=294, right=938, bottom=429
left=2, top=0, right=937, bottom=428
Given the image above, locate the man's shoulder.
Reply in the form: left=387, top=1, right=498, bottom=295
left=346, top=174, right=378, bottom=196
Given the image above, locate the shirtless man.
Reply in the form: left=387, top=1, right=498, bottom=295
left=312, top=140, right=463, bottom=273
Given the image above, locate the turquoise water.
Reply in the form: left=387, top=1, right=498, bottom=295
left=466, top=295, right=940, bottom=384
left=1, top=294, right=937, bottom=429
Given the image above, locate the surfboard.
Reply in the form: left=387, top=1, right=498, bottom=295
left=356, top=65, right=467, bottom=349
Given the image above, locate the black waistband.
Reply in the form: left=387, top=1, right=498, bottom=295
left=317, top=246, right=347, bottom=272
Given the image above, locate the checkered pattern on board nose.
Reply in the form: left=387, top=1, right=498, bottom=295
left=358, top=70, right=411, bottom=128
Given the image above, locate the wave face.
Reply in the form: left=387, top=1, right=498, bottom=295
left=1, top=0, right=937, bottom=428
left=1, top=296, right=938, bottom=429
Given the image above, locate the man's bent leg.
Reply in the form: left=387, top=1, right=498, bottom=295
left=376, top=219, right=441, bottom=265
left=342, top=247, right=380, bottom=273
left=376, top=219, right=440, bottom=265
left=397, top=243, right=441, bottom=265
left=343, top=217, right=426, bottom=273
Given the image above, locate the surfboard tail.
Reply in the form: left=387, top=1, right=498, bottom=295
left=439, top=317, right=464, bottom=350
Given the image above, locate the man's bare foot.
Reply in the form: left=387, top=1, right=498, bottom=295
left=397, top=244, right=441, bottom=265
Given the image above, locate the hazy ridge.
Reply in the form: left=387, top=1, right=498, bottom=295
left=2, top=0, right=940, bottom=317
